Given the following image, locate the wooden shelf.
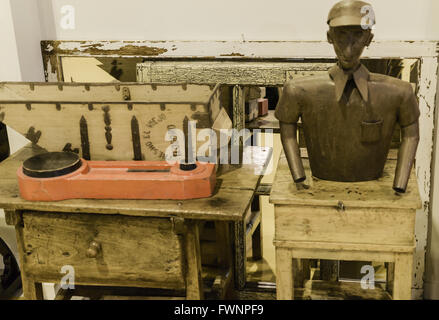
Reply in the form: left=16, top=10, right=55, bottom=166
left=246, top=110, right=279, bottom=133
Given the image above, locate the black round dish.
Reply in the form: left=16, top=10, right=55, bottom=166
left=22, top=152, right=82, bottom=178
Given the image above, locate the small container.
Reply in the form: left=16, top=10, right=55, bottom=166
left=258, top=98, right=269, bottom=117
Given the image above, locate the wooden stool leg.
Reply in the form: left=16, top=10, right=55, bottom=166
left=386, top=262, right=395, bottom=296
left=234, top=221, right=246, bottom=290
left=293, top=259, right=311, bottom=288
left=252, top=221, right=263, bottom=260
left=276, top=248, right=294, bottom=300
left=393, top=253, right=413, bottom=300
left=22, top=277, right=43, bottom=300
left=184, top=220, right=204, bottom=300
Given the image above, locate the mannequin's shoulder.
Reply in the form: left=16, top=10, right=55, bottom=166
left=369, top=73, right=414, bottom=95
left=283, top=73, right=332, bottom=94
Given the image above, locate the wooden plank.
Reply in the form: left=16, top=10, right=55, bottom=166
left=21, top=211, right=186, bottom=289
left=393, top=253, right=413, bottom=300
left=232, top=85, right=245, bottom=146
left=246, top=110, right=280, bottom=133
left=236, top=280, right=392, bottom=300
left=215, top=221, right=232, bottom=269
left=273, top=240, right=415, bottom=254
left=270, top=153, right=422, bottom=210
left=300, top=280, right=392, bottom=300
left=275, top=247, right=293, bottom=300
left=41, top=41, right=438, bottom=69
left=138, top=61, right=330, bottom=86
left=0, top=144, right=263, bottom=221
left=251, top=213, right=263, bottom=260
left=276, top=247, right=398, bottom=264
left=234, top=220, right=247, bottom=290
left=386, top=262, right=395, bottom=296
left=274, top=205, right=416, bottom=246
left=0, top=181, right=254, bottom=221
left=13, top=211, right=44, bottom=300
left=184, top=220, right=204, bottom=299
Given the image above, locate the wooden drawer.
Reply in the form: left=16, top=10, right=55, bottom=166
left=21, top=211, right=185, bottom=290
left=274, top=205, right=416, bottom=246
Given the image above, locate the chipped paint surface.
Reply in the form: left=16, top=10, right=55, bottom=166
left=38, top=40, right=438, bottom=296
left=413, top=56, right=439, bottom=290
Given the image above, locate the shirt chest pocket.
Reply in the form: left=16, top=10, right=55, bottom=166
left=361, top=119, right=383, bottom=143
left=359, top=98, right=383, bottom=143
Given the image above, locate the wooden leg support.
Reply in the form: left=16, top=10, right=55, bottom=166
left=276, top=248, right=294, bottom=300
left=234, top=221, right=246, bottom=290
left=252, top=219, right=263, bottom=261
left=22, top=278, right=43, bottom=300
left=393, top=253, right=413, bottom=300
left=184, top=220, right=204, bottom=300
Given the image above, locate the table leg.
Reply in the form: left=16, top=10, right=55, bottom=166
left=22, top=278, right=43, bottom=300
left=184, top=220, right=204, bottom=300
left=252, top=216, right=263, bottom=261
left=8, top=211, right=43, bottom=300
left=215, top=221, right=232, bottom=270
left=276, top=247, right=294, bottom=300
left=214, top=221, right=234, bottom=299
left=386, top=262, right=395, bottom=296
left=393, top=253, right=413, bottom=300
left=234, top=221, right=246, bottom=290
left=293, top=259, right=310, bottom=288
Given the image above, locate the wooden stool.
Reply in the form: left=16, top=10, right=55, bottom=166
left=270, top=153, right=421, bottom=300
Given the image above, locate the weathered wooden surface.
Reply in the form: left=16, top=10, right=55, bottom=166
left=40, top=40, right=438, bottom=83
left=137, top=61, right=330, bottom=86
left=41, top=40, right=438, bottom=294
left=393, top=253, right=413, bottom=300
left=21, top=211, right=186, bottom=289
left=275, top=205, right=415, bottom=246
left=270, top=153, right=422, bottom=210
left=235, top=280, right=391, bottom=300
left=184, top=220, right=204, bottom=299
left=299, top=280, right=392, bottom=300
left=246, top=110, right=279, bottom=133
left=272, top=151, right=420, bottom=300
left=276, top=248, right=293, bottom=300
left=0, top=83, right=224, bottom=161
left=0, top=144, right=271, bottom=221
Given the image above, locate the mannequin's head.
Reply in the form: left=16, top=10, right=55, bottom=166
left=327, top=0, right=375, bottom=70
left=327, top=26, right=373, bottom=70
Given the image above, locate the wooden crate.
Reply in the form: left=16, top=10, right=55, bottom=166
left=0, top=82, right=230, bottom=161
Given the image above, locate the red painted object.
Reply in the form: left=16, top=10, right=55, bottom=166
left=258, top=98, right=269, bottom=117
left=17, top=160, right=216, bottom=201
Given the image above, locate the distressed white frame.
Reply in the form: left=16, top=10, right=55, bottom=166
left=41, top=40, right=439, bottom=298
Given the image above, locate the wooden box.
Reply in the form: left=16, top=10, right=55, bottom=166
left=0, top=82, right=230, bottom=161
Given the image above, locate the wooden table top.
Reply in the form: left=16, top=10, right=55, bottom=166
left=0, top=144, right=272, bottom=221
left=270, top=152, right=422, bottom=210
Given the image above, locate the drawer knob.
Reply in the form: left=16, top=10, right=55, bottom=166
left=86, top=241, right=101, bottom=258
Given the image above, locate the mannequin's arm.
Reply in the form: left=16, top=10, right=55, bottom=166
left=393, top=121, right=419, bottom=193
left=279, top=121, right=306, bottom=183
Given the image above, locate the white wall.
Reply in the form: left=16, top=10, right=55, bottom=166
left=36, top=0, right=439, bottom=41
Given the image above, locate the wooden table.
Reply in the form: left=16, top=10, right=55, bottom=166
left=0, top=144, right=271, bottom=300
left=270, top=152, right=421, bottom=300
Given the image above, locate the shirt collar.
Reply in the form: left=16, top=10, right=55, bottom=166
left=328, top=63, right=370, bottom=102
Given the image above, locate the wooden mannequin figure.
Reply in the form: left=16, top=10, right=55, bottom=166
left=275, top=0, right=420, bottom=193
